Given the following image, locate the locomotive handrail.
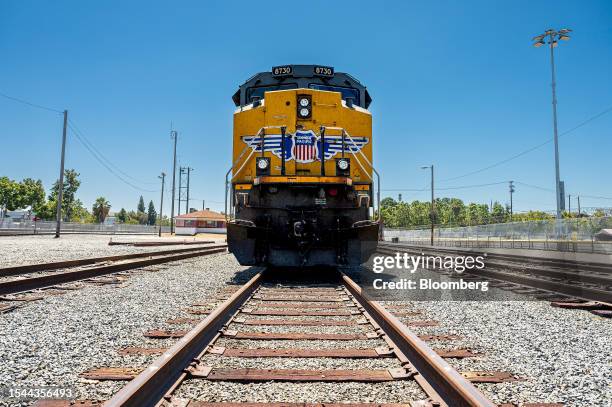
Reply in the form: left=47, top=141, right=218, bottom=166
left=224, top=126, right=287, bottom=221
left=320, top=126, right=381, bottom=223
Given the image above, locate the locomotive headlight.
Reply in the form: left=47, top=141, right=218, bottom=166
left=256, top=157, right=270, bottom=175
left=296, top=95, right=311, bottom=119
left=257, top=158, right=269, bottom=170
left=336, top=158, right=350, bottom=176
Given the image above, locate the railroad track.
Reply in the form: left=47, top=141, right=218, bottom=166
left=377, top=242, right=612, bottom=315
left=0, top=244, right=227, bottom=298
left=29, top=268, right=559, bottom=407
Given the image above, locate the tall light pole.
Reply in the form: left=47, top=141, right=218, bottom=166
left=158, top=172, right=165, bottom=237
left=533, top=28, right=571, bottom=220
left=509, top=180, right=515, bottom=221
left=170, top=131, right=178, bottom=234
left=421, top=165, right=434, bottom=246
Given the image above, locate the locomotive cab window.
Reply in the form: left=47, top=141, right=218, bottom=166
left=246, top=83, right=297, bottom=103
left=308, top=84, right=360, bottom=105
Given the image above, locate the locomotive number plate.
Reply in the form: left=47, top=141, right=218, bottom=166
left=314, top=66, right=334, bottom=77
left=272, top=65, right=293, bottom=76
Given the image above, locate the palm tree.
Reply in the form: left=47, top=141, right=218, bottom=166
left=92, top=197, right=111, bottom=223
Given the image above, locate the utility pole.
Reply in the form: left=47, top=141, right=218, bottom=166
left=577, top=196, right=581, bottom=216
left=509, top=181, right=515, bottom=221
left=533, top=28, right=571, bottom=220
left=55, top=110, right=68, bottom=238
left=202, top=200, right=205, bottom=211
left=421, top=165, right=434, bottom=246
left=170, top=131, right=178, bottom=234
left=178, top=167, right=183, bottom=216
left=568, top=194, right=571, bottom=215
left=186, top=167, right=193, bottom=213
left=158, top=172, right=165, bottom=237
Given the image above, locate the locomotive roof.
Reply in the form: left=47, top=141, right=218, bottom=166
left=232, top=64, right=372, bottom=109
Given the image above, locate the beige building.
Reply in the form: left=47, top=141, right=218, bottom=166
left=175, top=209, right=226, bottom=235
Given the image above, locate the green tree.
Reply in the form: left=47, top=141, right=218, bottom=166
left=137, top=196, right=146, bottom=213
left=49, top=169, right=81, bottom=221
left=18, top=178, right=46, bottom=212
left=0, top=177, right=19, bottom=215
left=147, top=200, right=157, bottom=225
left=117, top=208, right=127, bottom=223
left=92, top=197, right=111, bottom=223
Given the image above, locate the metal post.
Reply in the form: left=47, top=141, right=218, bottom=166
left=577, top=196, right=581, bottom=216
left=430, top=165, right=434, bottom=246
left=186, top=167, right=192, bottom=213
left=280, top=126, right=286, bottom=176
left=202, top=200, right=205, bottom=211
left=55, top=110, right=68, bottom=238
left=509, top=181, right=514, bottom=221
left=549, top=38, right=562, bottom=220
left=320, top=126, right=326, bottom=176
left=158, top=172, right=165, bottom=237
left=170, top=131, right=178, bottom=234
left=568, top=194, right=571, bottom=215
left=178, top=167, right=183, bottom=216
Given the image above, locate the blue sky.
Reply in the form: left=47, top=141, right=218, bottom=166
left=1, top=0, right=611, bottom=214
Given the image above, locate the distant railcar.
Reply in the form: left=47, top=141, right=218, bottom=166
left=225, top=65, right=380, bottom=267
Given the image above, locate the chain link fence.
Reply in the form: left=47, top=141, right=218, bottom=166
left=383, top=217, right=612, bottom=254
left=0, top=219, right=170, bottom=235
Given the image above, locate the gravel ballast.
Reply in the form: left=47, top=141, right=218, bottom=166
left=380, top=298, right=611, bottom=406
left=0, top=252, right=255, bottom=406
left=0, top=234, right=218, bottom=267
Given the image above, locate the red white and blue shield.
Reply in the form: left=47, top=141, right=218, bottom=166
left=292, top=130, right=319, bottom=163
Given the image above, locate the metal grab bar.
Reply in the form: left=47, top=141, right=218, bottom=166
left=319, top=127, right=381, bottom=222
left=224, top=126, right=287, bottom=221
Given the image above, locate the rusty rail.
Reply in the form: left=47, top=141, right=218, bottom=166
left=341, top=272, right=496, bottom=407
left=103, top=270, right=494, bottom=407
left=0, top=245, right=222, bottom=278
left=104, top=271, right=263, bottom=407
left=0, top=245, right=227, bottom=295
left=377, top=243, right=612, bottom=303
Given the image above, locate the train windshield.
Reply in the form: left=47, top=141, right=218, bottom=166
left=308, top=84, right=360, bottom=103
left=246, top=84, right=297, bottom=102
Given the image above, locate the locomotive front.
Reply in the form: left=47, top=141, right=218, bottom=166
left=226, top=65, right=380, bottom=267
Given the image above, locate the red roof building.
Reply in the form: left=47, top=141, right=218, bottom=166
left=175, top=209, right=226, bottom=235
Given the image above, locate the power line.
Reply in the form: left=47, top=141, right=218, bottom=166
left=439, top=104, right=612, bottom=182
left=68, top=123, right=158, bottom=193
left=0, top=91, right=63, bottom=114
left=383, top=181, right=508, bottom=192
left=68, top=119, right=159, bottom=185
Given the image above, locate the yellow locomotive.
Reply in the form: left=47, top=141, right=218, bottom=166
left=225, top=65, right=380, bottom=267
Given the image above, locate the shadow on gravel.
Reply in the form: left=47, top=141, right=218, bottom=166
left=226, top=266, right=265, bottom=286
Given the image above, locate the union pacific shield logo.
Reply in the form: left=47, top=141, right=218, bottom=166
left=292, top=130, right=319, bottom=163
left=242, top=131, right=369, bottom=164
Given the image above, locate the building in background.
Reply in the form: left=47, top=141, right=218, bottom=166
left=175, top=209, right=226, bottom=235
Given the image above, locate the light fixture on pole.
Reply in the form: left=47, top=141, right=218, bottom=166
left=532, top=28, right=571, bottom=220
left=421, top=165, right=434, bottom=246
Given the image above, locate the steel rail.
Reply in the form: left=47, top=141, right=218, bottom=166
left=378, top=242, right=612, bottom=273
left=0, top=246, right=227, bottom=295
left=0, top=245, right=223, bottom=278
left=103, top=271, right=263, bottom=407
left=103, top=271, right=493, bottom=407
left=376, top=246, right=612, bottom=287
left=377, top=243, right=612, bottom=303
left=341, top=272, right=496, bottom=407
